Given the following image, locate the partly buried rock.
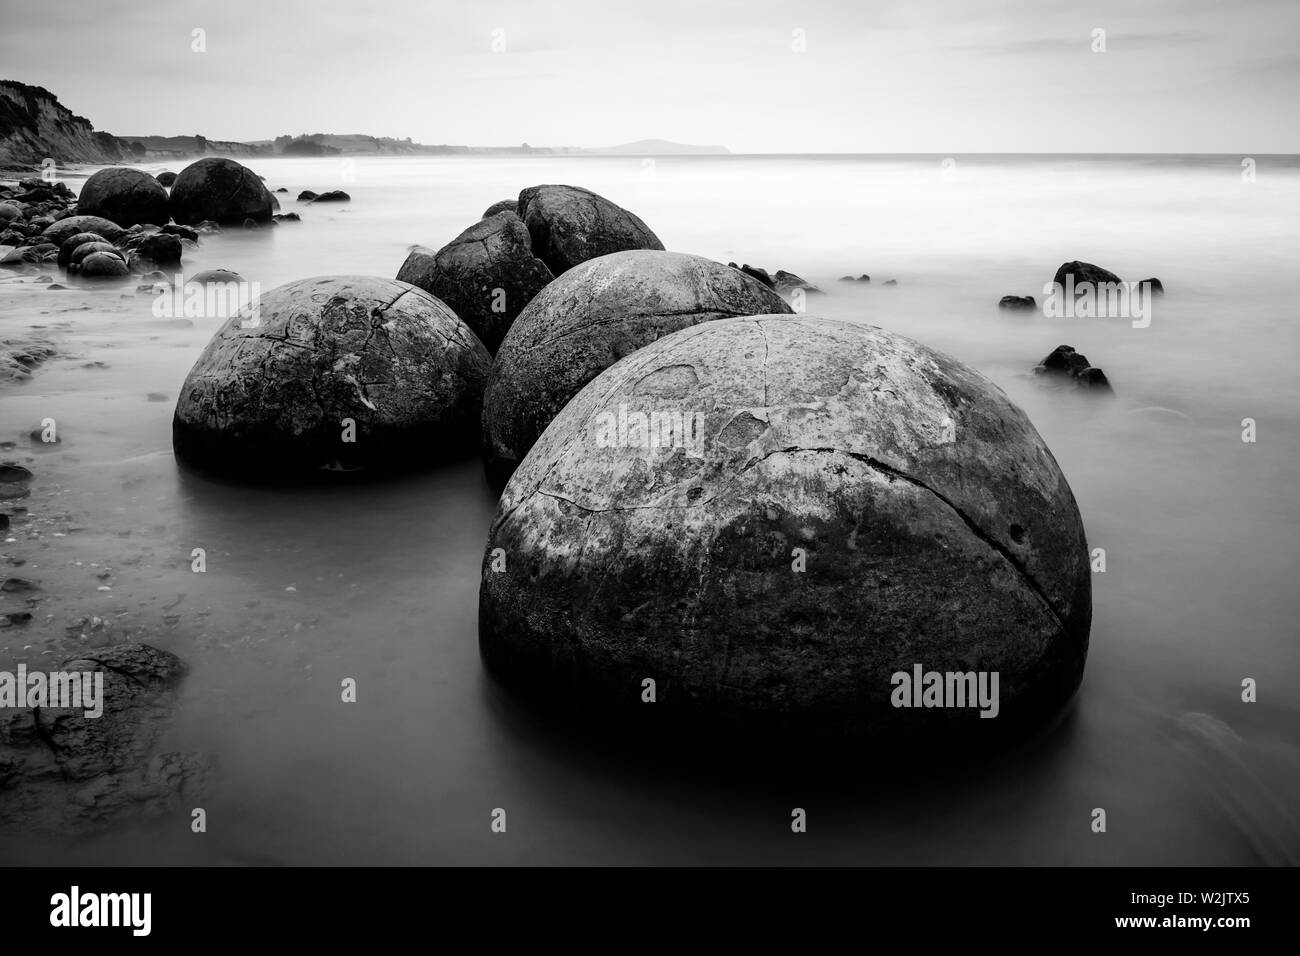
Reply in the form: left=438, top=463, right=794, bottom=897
left=999, top=294, right=1037, bottom=311
left=155, top=171, right=177, bottom=187
left=78, top=252, right=130, bottom=279
left=42, top=215, right=127, bottom=247
left=161, top=223, right=198, bottom=241
left=134, top=232, right=183, bottom=266
left=297, top=190, right=318, bottom=202
left=728, top=262, right=775, bottom=288
left=188, top=268, right=245, bottom=285
left=311, top=190, right=350, bottom=202
left=0, top=643, right=210, bottom=832
left=482, top=250, right=791, bottom=484
left=1034, top=344, right=1112, bottom=392
left=517, top=184, right=663, bottom=275
left=772, top=269, right=823, bottom=297
left=169, top=157, right=274, bottom=225
left=483, top=199, right=517, bottom=218
left=480, top=315, right=1092, bottom=747
left=1140, top=277, right=1164, bottom=295
left=75, top=167, right=170, bottom=228
left=1052, top=260, right=1121, bottom=291
left=173, top=276, right=491, bottom=478
left=396, top=211, right=553, bottom=355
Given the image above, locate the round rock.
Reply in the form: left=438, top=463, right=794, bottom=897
left=156, top=171, right=177, bottom=187
left=42, top=215, right=127, bottom=247
left=480, top=315, right=1092, bottom=745
left=78, top=251, right=130, bottom=278
left=396, top=211, right=553, bottom=356
left=517, top=184, right=664, bottom=276
left=56, top=232, right=107, bottom=269
left=482, top=250, right=790, bottom=483
left=173, top=276, right=492, bottom=478
left=169, top=158, right=274, bottom=225
left=76, top=167, right=170, bottom=228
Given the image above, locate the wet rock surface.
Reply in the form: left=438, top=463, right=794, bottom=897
left=517, top=184, right=664, bottom=275
left=481, top=315, right=1092, bottom=747
left=482, top=250, right=791, bottom=483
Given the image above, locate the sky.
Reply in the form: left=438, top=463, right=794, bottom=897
left=2, top=0, right=1297, bottom=152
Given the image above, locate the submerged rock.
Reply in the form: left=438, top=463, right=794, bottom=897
left=999, top=294, right=1036, bottom=311
left=75, top=167, right=170, bottom=228
left=517, top=184, right=663, bottom=275
left=482, top=250, right=792, bottom=484
left=173, top=275, right=491, bottom=478
left=396, top=211, right=553, bottom=355
left=169, top=158, right=275, bottom=225
left=772, top=269, right=823, bottom=296
left=480, top=315, right=1092, bottom=745
left=311, top=190, right=350, bottom=203
left=1034, top=345, right=1113, bottom=392
left=0, top=643, right=210, bottom=833
left=1052, top=260, right=1121, bottom=290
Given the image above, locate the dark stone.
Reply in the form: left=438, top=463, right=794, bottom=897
left=273, top=212, right=300, bottom=222
left=76, top=167, right=169, bottom=228
left=297, top=190, right=318, bottom=202
left=173, top=276, right=491, bottom=479
left=396, top=212, right=552, bottom=355
left=275, top=187, right=287, bottom=193
left=169, top=158, right=275, bottom=225
left=160, top=224, right=199, bottom=242
left=311, top=190, right=350, bottom=202
left=883, top=279, right=898, bottom=286
left=42, top=216, right=127, bottom=247
left=1052, top=260, right=1121, bottom=291
left=137, top=233, right=182, bottom=265
left=67, top=241, right=118, bottom=271
left=517, top=184, right=664, bottom=276
left=772, top=269, right=823, bottom=295
left=188, top=268, right=245, bottom=285
left=738, top=263, right=773, bottom=288
left=1140, top=277, right=1164, bottom=295
left=482, top=199, right=517, bottom=218
left=999, top=295, right=1037, bottom=311
left=155, top=171, right=177, bottom=187
left=78, top=251, right=130, bottom=279
left=1034, top=345, right=1113, bottom=392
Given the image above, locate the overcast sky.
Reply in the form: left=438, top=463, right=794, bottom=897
left=3, top=0, right=1297, bottom=152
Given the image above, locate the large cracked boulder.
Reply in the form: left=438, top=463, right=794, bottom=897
left=1052, top=260, right=1120, bottom=291
left=482, top=250, right=791, bottom=484
left=169, top=157, right=274, bottom=226
left=517, top=184, right=663, bottom=276
left=173, top=276, right=491, bottom=479
left=75, top=167, right=170, bottom=228
left=480, top=316, right=1092, bottom=747
left=396, top=211, right=553, bottom=356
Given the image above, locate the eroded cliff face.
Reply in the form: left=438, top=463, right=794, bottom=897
left=0, top=81, right=127, bottom=166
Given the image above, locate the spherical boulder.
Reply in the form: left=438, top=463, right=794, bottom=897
left=156, top=171, right=177, bottom=188
left=188, top=268, right=245, bottom=285
left=42, top=215, right=126, bottom=247
left=78, top=251, right=130, bottom=279
left=482, top=199, right=516, bottom=218
left=68, top=241, right=118, bottom=271
left=482, top=250, right=790, bottom=483
left=173, top=276, right=491, bottom=478
left=56, top=232, right=108, bottom=269
left=169, top=158, right=274, bottom=226
left=76, top=167, right=169, bottom=228
left=0, top=203, right=20, bottom=222
left=517, top=184, right=664, bottom=276
left=480, top=315, right=1092, bottom=746
left=396, top=211, right=553, bottom=356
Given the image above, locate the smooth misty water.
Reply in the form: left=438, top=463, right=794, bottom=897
left=1, top=154, right=1298, bottom=865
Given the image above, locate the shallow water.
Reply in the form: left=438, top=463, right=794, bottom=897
left=1, top=154, right=1298, bottom=864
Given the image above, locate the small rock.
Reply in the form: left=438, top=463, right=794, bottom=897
left=999, top=295, right=1036, bottom=311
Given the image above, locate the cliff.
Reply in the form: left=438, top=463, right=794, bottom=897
left=0, top=81, right=129, bottom=166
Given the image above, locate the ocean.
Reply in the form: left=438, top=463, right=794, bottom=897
left=1, top=153, right=1298, bottom=864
